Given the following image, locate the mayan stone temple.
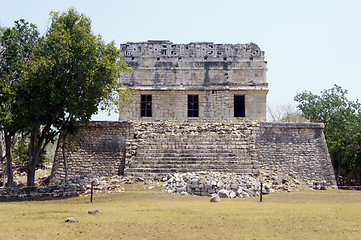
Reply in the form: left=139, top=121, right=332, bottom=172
left=50, top=40, right=337, bottom=190
left=118, top=40, right=268, bottom=121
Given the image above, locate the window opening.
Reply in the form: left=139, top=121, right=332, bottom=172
left=188, top=95, right=199, bottom=117
left=141, top=95, right=152, bottom=117
left=234, top=95, right=245, bottom=117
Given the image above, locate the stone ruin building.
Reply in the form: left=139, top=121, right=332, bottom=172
left=50, top=41, right=337, bottom=188
left=118, top=40, right=268, bottom=121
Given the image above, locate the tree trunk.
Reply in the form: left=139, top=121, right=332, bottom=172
left=0, top=132, right=3, bottom=162
left=5, top=133, right=14, bottom=188
left=336, top=163, right=342, bottom=185
left=26, top=130, right=41, bottom=188
left=354, top=169, right=361, bottom=186
left=0, top=132, right=4, bottom=187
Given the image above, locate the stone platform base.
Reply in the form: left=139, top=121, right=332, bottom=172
left=49, top=121, right=337, bottom=187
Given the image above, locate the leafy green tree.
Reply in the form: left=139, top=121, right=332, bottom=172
left=294, top=85, right=361, bottom=184
left=0, top=20, right=39, bottom=187
left=18, top=8, right=131, bottom=187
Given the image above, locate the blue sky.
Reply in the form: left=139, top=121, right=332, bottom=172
left=1, top=0, right=360, bottom=120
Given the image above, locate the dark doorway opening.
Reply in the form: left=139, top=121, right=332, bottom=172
left=234, top=95, right=245, bottom=117
left=141, top=95, right=152, bottom=117
left=188, top=95, right=199, bottom=117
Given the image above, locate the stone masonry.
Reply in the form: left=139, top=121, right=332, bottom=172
left=257, top=122, right=335, bottom=183
left=50, top=121, right=133, bottom=184
left=49, top=41, right=337, bottom=188
left=119, top=41, right=268, bottom=121
left=50, top=121, right=337, bottom=187
left=124, top=121, right=259, bottom=177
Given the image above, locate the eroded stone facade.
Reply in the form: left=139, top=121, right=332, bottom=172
left=50, top=121, right=337, bottom=187
left=119, top=40, right=268, bottom=121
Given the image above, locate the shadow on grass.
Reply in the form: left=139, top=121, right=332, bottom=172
left=0, top=195, right=78, bottom=202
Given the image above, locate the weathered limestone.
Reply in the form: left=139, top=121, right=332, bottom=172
left=49, top=121, right=337, bottom=187
left=119, top=41, right=268, bottom=121
left=65, top=217, right=78, bottom=223
left=210, top=194, right=221, bottom=202
left=49, top=121, right=133, bottom=184
left=257, top=122, right=336, bottom=185
left=124, top=121, right=259, bottom=177
left=45, top=41, right=338, bottom=192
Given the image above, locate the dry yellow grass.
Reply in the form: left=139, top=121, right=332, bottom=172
left=1, top=186, right=361, bottom=240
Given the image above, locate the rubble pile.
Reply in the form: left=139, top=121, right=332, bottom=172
left=0, top=175, right=127, bottom=199
left=0, top=169, right=326, bottom=199
left=162, top=170, right=315, bottom=198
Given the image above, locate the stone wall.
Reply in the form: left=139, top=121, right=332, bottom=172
left=118, top=40, right=268, bottom=121
left=257, top=122, right=336, bottom=186
left=49, top=121, right=337, bottom=187
left=121, top=89, right=267, bottom=121
left=49, top=121, right=133, bottom=184
left=124, top=121, right=259, bottom=177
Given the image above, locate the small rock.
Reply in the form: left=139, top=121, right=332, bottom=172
left=88, top=209, right=100, bottom=214
left=65, top=217, right=78, bottom=222
left=110, top=179, right=120, bottom=184
left=218, top=189, right=230, bottom=198
left=180, top=191, right=188, bottom=196
left=144, top=180, right=153, bottom=185
left=92, top=178, right=100, bottom=186
left=207, top=188, right=215, bottom=194
left=229, top=191, right=237, bottom=198
left=282, top=178, right=288, bottom=184
left=177, top=187, right=186, bottom=193
left=210, top=194, right=220, bottom=202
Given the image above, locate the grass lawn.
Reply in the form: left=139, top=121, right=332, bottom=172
left=1, top=185, right=361, bottom=240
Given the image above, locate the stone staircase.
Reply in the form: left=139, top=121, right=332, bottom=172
left=124, top=122, right=260, bottom=177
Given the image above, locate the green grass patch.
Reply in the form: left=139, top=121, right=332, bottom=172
left=1, top=187, right=361, bottom=239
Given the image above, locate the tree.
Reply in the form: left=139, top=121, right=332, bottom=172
left=267, top=103, right=308, bottom=122
left=18, top=8, right=131, bottom=187
left=0, top=20, right=39, bottom=187
left=294, top=85, right=361, bottom=185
